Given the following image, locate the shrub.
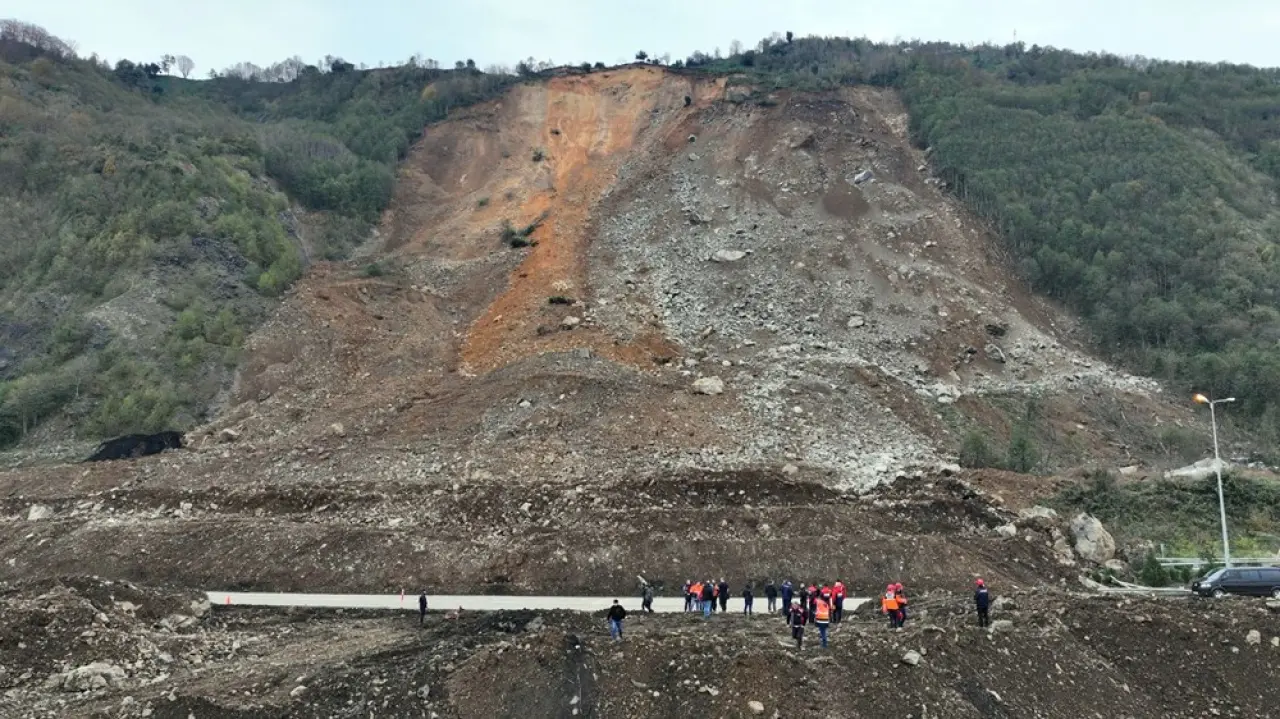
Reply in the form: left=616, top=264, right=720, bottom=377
left=362, top=262, right=385, bottom=277
left=958, top=430, right=999, bottom=469
left=531, top=148, right=545, bottom=162
left=1137, top=553, right=1170, bottom=586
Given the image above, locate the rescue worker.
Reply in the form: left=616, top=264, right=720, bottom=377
left=780, top=580, right=794, bottom=617
left=683, top=579, right=693, bottom=612
left=832, top=580, right=846, bottom=623
left=418, top=591, right=428, bottom=627
left=742, top=584, right=754, bottom=615
left=787, top=599, right=807, bottom=649
left=974, top=578, right=991, bottom=628
left=700, top=579, right=715, bottom=618
left=806, top=583, right=818, bottom=625
left=881, top=584, right=900, bottom=629
left=607, top=599, right=627, bottom=640
left=718, top=579, right=730, bottom=613
left=690, top=580, right=703, bottom=613
left=813, top=592, right=832, bottom=648
left=894, top=583, right=908, bottom=627
left=764, top=580, right=778, bottom=613
left=642, top=583, right=655, bottom=614
left=710, top=579, right=719, bottom=613
left=795, top=583, right=809, bottom=622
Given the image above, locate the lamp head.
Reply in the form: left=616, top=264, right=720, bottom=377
left=1193, top=394, right=1210, bottom=405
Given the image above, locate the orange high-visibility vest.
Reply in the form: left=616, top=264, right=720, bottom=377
left=692, top=583, right=702, bottom=596
left=814, top=598, right=831, bottom=622
left=881, top=592, right=899, bottom=612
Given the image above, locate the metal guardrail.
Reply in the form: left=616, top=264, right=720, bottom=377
left=1155, top=557, right=1279, bottom=568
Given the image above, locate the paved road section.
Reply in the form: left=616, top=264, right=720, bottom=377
left=209, top=592, right=869, bottom=614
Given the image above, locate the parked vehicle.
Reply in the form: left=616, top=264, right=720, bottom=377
left=1191, top=566, right=1280, bottom=598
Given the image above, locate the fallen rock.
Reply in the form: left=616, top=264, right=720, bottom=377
left=1070, top=512, right=1116, bottom=564
left=218, top=428, right=240, bottom=443
left=712, top=249, right=748, bottom=263
left=561, top=316, right=582, bottom=330
left=992, top=596, right=1016, bottom=611
left=1267, top=600, right=1280, bottom=614
left=901, top=650, right=922, bottom=666
left=329, top=423, right=346, bottom=438
left=988, top=619, right=1014, bottom=634
left=846, top=315, right=866, bottom=329
left=692, top=377, right=725, bottom=395
left=1247, top=629, right=1262, bottom=646
left=1164, top=457, right=1228, bottom=482
left=993, top=523, right=1018, bottom=539
left=26, top=504, right=53, bottom=521
left=56, top=662, right=126, bottom=692
left=984, top=343, right=1006, bottom=363
left=853, top=169, right=874, bottom=184
left=748, top=700, right=766, bottom=714
left=1104, top=559, right=1128, bottom=574
left=290, top=685, right=307, bottom=698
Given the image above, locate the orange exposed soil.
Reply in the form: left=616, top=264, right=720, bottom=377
left=394, top=67, right=727, bottom=374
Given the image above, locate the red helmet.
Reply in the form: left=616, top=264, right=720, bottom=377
left=976, top=578, right=985, bottom=587
left=894, top=583, right=903, bottom=591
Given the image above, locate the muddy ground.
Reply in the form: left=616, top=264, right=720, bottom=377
left=3, top=577, right=1277, bottom=719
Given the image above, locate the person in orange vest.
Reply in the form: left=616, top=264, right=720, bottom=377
left=881, top=584, right=901, bottom=629
left=893, top=583, right=908, bottom=627
left=690, top=580, right=703, bottom=613
left=832, top=580, right=846, bottom=623
left=813, top=593, right=833, bottom=648
left=787, top=599, right=807, bottom=649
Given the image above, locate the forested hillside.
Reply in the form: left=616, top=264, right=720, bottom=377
left=5, top=19, right=1280, bottom=452
left=0, top=21, right=509, bottom=447
left=677, top=36, right=1280, bottom=442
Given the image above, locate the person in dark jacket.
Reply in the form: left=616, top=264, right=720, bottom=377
left=418, top=591, right=428, bottom=626
left=787, top=600, right=807, bottom=649
left=717, top=579, right=730, bottom=612
left=764, top=580, right=778, bottom=613
left=974, top=579, right=991, bottom=628
left=682, top=580, right=693, bottom=612
left=700, top=580, right=715, bottom=618
left=780, top=580, right=794, bottom=617
left=607, top=599, right=627, bottom=640
left=641, top=584, right=654, bottom=613
left=742, top=584, right=754, bottom=615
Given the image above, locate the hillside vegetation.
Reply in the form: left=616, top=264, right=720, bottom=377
left=0, top=22, right=509, bottom=447
left=5, top=21, right=1280, bottom=453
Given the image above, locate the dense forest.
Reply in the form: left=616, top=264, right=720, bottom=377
left=5, top=19, right=1280, bottom=449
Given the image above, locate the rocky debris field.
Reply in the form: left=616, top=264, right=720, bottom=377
left=3, top=577, right=1278, bottom=718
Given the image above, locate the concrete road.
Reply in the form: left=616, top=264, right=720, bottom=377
left=208, top=592, right=869, bottom=614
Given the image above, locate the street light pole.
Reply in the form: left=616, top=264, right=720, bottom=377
left=1194, top=394, right=1236, bottom=567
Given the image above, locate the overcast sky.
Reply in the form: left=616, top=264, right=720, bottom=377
left=8, top=0, right=1279, bottom=75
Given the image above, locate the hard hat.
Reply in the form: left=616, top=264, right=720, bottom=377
left=976, top=578, right=985, bottom=586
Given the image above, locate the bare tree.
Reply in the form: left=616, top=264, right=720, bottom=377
left=175, top=55, right=194, bottom=78
left=729, top=40, right=743, bottom=56
left=0, top=19, right=76, bottom=57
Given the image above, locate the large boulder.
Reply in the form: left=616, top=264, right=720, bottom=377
left=692, top=377, right=725, bottom=395
left=1070, top=512, right=1116, bottom=564
left=26, top=504, right=53, bottom=521
left=54, top=662, right=126, bottom=692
